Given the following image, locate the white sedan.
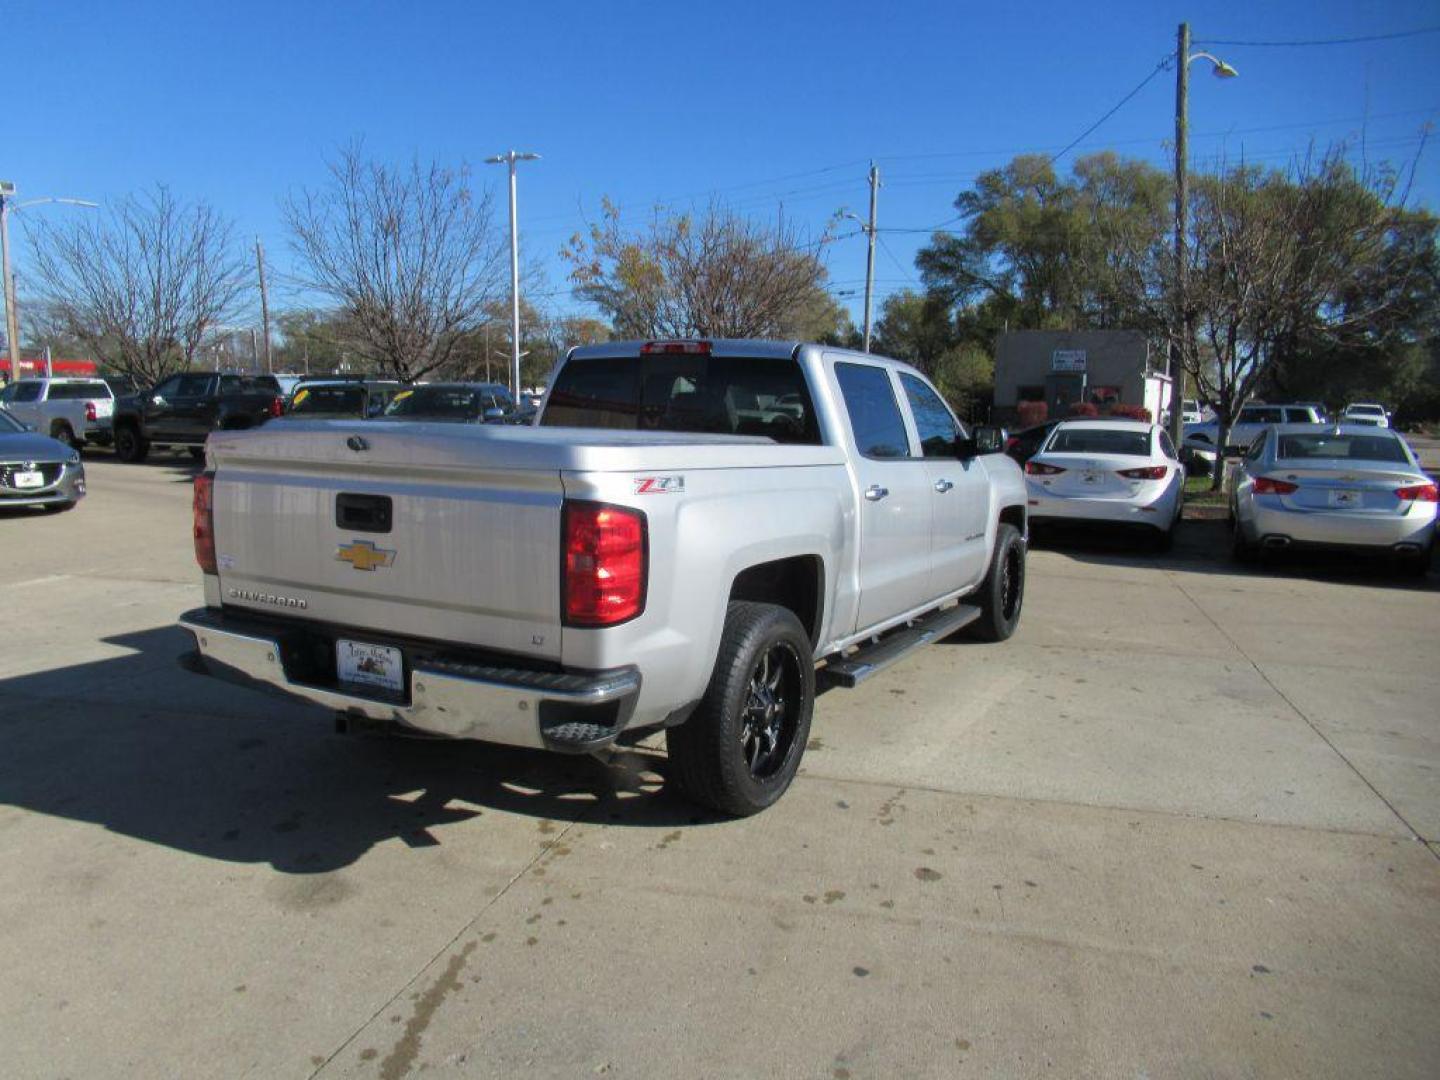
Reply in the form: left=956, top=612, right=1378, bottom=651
left=1024, top=419, right=1186, bottom=549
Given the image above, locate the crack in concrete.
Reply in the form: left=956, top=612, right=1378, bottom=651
left=1165, top=570, right=1435, bottom=859
left=305, top=819, right=583, bottom=1078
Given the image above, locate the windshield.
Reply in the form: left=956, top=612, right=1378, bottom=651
left=1045, top=428, right=1152, bottom=456
left=0, top=408, right=22, bottom=433
left=290, top=385, right=367, bottom=415
left=1277, top=433, right=1409, bottom=464
left=540, top=353, right=821, bottom=444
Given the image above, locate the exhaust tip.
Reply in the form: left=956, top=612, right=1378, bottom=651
left=1262, top=536, right=1292, bottom=549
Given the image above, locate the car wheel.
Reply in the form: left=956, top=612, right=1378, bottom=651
left=189, top=446, right=206, bottom=461
left=42, top=500, right=76, bottom=514
left=1231, top=517, right=1257, bottom=563
left=967, top=522, right=1025, bottom=642
left=666, top=601, right=814, bottom=817
left=114, top=424, right=150, bottom=464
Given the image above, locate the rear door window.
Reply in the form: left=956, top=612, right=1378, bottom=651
left=1284, top=408, right=1316, bottom=423
left=10, top=383, right=44, bottom=403
left=835, top=363, right=911, bottom=459
left=177, top=374, right=214, bottom=397
left=541, top=353, right=820, bottom=444
left=1239, top=406, right=1283, bottom=424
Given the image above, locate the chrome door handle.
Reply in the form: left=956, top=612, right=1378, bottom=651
left=864, top=485, right=889, bottom=502
left=934, top=479, right=954, bottom=493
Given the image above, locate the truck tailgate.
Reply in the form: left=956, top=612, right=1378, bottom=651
left=208, top=425, right=564, bottom=661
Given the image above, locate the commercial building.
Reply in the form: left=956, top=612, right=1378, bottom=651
left=993, top=330, right=1174, bottom=424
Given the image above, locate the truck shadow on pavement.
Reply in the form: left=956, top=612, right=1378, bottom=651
left=1030, top=519, right=1437, bottom=592
left=0, top=627, right=712, bottom=876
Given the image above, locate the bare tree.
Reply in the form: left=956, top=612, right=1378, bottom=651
left=562, top=200, right=839, bottom=339
left=23, top=186, right=250, bottom=385
left=284, top=145, right=508, bottom=382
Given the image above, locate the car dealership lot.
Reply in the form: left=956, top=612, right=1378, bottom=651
left=1, top=459, right=1437, bottom=1079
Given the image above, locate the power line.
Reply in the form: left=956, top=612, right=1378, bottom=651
left=1195, top=26, right=1440, bottom=47
left=1050, top=57, right=1171, bottom=164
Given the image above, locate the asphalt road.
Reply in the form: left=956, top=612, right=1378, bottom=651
left=1, top=455, right=1437, bottom=1079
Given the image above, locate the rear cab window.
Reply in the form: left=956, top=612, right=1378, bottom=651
left=541, top=352, right=821, bottom=444
left=47, top=381, right=112, bottom=400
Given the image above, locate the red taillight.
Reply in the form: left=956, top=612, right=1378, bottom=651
left=563, top=502, right=647, bottom=626
left=1025, top=461, right=1066, bottom=476
left=193, top=472, right=217, bottom=574
left=269, top=396, right=284, bottom=417
left=1395, top=482, right=1438, bottom=502
left=1118, top=465, right=1168, bottom=480
left=85, top=401, right=97, bottom=422
left=1253, top=476, right=1298, bottom=496
left=640, top=340, right=711, bottom=355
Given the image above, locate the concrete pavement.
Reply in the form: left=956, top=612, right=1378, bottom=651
left=1, top=457, right=1437, bottom=1078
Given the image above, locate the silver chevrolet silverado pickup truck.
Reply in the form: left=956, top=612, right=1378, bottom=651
left=179, top=340, right=1027, bottom=814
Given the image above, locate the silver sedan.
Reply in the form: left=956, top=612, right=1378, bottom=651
left=0, top=406, right=87, bottom=513
left=1229, top=424, right=1435, bottom=576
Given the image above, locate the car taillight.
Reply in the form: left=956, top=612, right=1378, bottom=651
left=193, top=472, right=217, bottom=574
left=1253, top=476, right=1298, bottom=495
left=640, top=340, right=711, bottom=355
left=85, top=401, right=97, bottom=422
left=1025, top=461, right=1065, bottom=475
left=563, top=502, right=647, bottom=626
left=269, top=396, right=284, bottom=417
left=1118, top=466, right=1168, bottom=480
left=1395, top=482, right=1438, bottom=502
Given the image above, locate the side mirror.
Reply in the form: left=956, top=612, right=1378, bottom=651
left=152, top=395, right=165, bottom=406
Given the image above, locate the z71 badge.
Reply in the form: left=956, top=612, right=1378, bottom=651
left=634, top=475, right=685, bottom=494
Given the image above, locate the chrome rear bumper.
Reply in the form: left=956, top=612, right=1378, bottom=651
left=178, top=607, right=640, bottom=751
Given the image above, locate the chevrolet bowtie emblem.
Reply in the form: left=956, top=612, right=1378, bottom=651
left=336, top=539, right=396, bottom=571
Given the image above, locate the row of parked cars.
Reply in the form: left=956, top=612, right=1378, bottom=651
left=0, top=371, right=541, bottom=512
left=1003, top=410, right=1434, bottom=578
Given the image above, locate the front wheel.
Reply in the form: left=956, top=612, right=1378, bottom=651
left=114, top=424, right=149, bottom=463
left=967, top=522, right=1025, bottom=642
left=666, top=602, right=814, bottom=816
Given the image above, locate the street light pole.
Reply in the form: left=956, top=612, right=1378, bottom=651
left=485, top=150, right=539, bottom=400
left=839, top=162, right=882, bottom=353
left=1170, top=24, right=1238, bottom=455
left=0, top=188, right=98, bottom=382
left=1171, top=22, right=1190, bottom=454
left=0, top=189, right=19, bottom=381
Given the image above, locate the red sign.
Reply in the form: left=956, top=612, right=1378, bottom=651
left=0, top=358, right=98, bottom=378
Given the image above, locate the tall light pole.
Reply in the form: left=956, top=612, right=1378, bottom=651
left=840, top=163, right=881, bottom=352
left=1172, top=23, right=1238, bottom=453
left=0, top=186, right=98, bottom=381
left=485, top=150, right=539, bottom=399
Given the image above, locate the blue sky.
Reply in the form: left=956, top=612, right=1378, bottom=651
left=8, top=0, right=1439, bottom=330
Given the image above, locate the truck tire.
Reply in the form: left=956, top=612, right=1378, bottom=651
left=189, top=446, right=206, bottom=461
left=114, top=423, right=149, bottom=464
left=666, top=601, right=814, bottom=816
left=50, top=421, right=81, bottom=451
left=967, top=522, right=1025, bottom=642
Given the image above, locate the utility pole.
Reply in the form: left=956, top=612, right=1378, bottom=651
left=0, top=185, right=19, bottom=381
left=1171, top=21, right=1190, bottom=454
left=485, top=150, right=540, bottom=399
left=484, top=322, right=492, bottom=383
left=249, top=327, right=259, bottom=371
left=255, top=238, right=273, bottom=373
left=863, top=163, right=879, bottom=353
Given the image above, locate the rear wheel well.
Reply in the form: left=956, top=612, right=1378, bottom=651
left=728, top=556, right=823, bottom=647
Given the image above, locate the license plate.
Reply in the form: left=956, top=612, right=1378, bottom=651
left=1082, top=471, right=1103, bottom=484
left=336, top=640, right=404, bottom=693
left=1328, top=489, right=1362, bottom=508
left=13, top=471, right=43, bottom=489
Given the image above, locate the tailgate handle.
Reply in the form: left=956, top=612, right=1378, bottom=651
left=336, top=493, right=392, bottom=533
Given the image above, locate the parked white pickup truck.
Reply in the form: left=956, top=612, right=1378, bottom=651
left=179, top=340, right=1028, bottom=814
left=0, top=377, right=115, bottom=450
